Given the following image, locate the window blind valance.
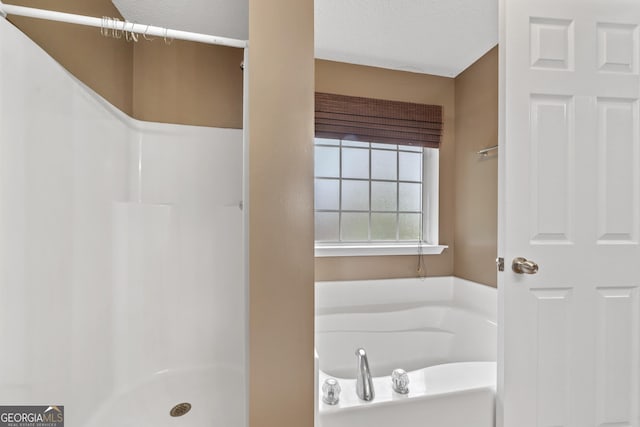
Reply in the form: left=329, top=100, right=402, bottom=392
left=315, top=92, right=443, bottom=148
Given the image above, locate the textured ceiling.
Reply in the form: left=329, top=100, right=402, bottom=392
left=113, top=0, right=497, bottom=77
left=316, top=0, right=498, bottom=77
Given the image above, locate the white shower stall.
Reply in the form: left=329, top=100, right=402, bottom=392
left=0, top=16, right=246, bottom=426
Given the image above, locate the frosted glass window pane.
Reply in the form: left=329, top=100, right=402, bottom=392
left=399, top=152, right=422, bottom=181
left=401, top=145, right=423, bottom=152
left=314, top=139, right=429, bottom=244
left=315, top=146, right=340, bottom=177
left=371, top=143, right=397, bottom=150
left=371, top=149, right=397, bottom=180
left=399, top=214, right=421, bottom=240
left=371, top=181, right=397, bottom=211
left=315, top=212, right=339, bottom=241
left=342, top=180, right=369, bottom=211
left=342, top=140, right=369, bottom=148
left=341, top=213, right=369, bottom=241
left=371, top=213, right=397, bottom=240
left=315, top=137, right=340, bottom=146
left=399, top=183, right=421, bottom=211
left=342, top=148, right=369, bottom=179
left=315, top=179, right=339, bottom=210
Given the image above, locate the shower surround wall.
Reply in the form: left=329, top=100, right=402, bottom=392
left=0, top=17, right=245, bottom=426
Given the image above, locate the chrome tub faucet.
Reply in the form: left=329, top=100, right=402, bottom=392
left=355, top=348, right=375, bottom=401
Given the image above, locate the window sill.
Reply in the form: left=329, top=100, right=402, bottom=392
left=314, top=243, right=448, bottom=257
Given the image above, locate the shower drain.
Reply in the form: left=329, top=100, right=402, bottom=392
left=170, top=402, right=192, bottom=417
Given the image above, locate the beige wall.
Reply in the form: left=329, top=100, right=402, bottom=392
left=133, top=41, right=243, bottom=128
left=7, top=0, right=244, bottom=128
left=453, top=47, right=499, bottom=287
left=248, top=1, right=315, bottom=427
left=314, top=60, right=456, bottom=281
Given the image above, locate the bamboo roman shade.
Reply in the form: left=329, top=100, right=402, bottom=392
left=315, top=92, right=443, bottom=148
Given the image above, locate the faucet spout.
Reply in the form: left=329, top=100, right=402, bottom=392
left=355, top=348, right=375, bottom=401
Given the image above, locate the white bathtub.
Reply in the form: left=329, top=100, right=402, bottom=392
left=315, top=276, right=497, bottom=427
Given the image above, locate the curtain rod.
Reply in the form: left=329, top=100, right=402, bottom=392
left=0, top=1, right=248, bottom=49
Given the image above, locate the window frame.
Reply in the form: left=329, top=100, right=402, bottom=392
left=314, top=139, right=446, bottom=257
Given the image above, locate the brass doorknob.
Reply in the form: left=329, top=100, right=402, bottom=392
left=512, top=257, right=538, bottom=274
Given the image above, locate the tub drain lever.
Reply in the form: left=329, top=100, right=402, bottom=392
left=391, top=369, right=410, bottom=394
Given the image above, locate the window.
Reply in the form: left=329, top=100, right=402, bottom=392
left=314, top=92, right=445, bottom=257
left=314, top=138, right=442, bottom=256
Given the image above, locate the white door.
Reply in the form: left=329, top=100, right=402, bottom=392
left=499, top=0, right=640, bottom=426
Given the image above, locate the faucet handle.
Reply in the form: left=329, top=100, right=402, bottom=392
left=391, top=369, right=409, bottom=394
left=322, top=378, right=341, bottom=405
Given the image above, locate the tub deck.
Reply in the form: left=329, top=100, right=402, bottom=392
left=316, top=277, right=497, bottom=427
